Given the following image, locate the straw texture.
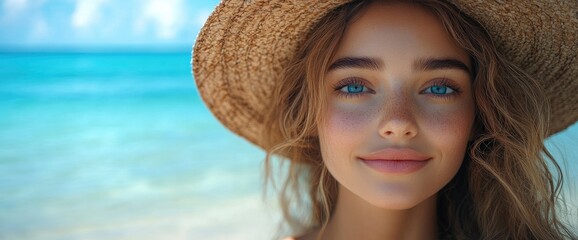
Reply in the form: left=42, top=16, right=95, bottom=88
left=192, top=0, right=578, bottom=148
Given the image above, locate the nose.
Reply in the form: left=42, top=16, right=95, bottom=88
left=378, top=94, right=418, bottom=141
left=380, top=123, right=417, bottom=138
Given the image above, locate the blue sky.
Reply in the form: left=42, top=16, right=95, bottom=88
left=0, top=0, right=220, bottom=49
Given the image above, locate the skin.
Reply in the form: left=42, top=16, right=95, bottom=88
left=301, top=2, right=476, bottom=240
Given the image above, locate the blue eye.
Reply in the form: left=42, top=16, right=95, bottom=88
left=424, top=85, right=455, bottom=95
left=340, top=83, right=367, bottom=94
left=333, top=78, right=376, bottom=98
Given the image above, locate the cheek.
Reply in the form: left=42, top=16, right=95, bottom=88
left=421, top=102, right=475, bottom=163
left=425, top=112, right=471, bottom=140
left=417, top=103, right=474, bottom=200
left=319, top=102, right=380, bottom=166
left=327, top=104, right=375, bottom=132
left=320, top=101, right=379, bottom=146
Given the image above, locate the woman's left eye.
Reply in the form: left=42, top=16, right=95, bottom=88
left=340, top=83, right=368, bottom=94
left=423, top=85, right=455, bottom=95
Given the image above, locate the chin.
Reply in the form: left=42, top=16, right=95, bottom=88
left=362, top=189, right=435, bottom=210
left=368, top=197, right=425, bottom=210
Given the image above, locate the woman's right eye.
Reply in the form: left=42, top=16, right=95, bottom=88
left=333, top=78, right=374, bottom=98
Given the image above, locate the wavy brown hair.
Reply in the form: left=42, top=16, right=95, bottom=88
left=262, top=0, right=576, bottom=239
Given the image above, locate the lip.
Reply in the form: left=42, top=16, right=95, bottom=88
left=358, top=148, right=431, bottom=173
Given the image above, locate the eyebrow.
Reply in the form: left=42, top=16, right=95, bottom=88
left=414, top=57, right=470, bottom=74
left=327, top=56, right=470, bottom=74
left=327, top=57, right=384, bottom=71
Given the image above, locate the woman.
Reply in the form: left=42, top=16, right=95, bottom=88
left=193, top=0, right=578, bottom=239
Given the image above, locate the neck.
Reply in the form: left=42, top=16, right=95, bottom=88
left=320, top=185, right=438, bottom=240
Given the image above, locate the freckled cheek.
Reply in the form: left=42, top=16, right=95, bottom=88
left=320, top=102, right=379, bottom=176
left=323, top=102, right=380, bottom=136
left=422, top=105, right=474, bottom=152
left=319, top=102, right=379, bottom=161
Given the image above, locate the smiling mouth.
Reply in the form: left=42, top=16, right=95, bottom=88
left=359, top=159, right=431, bottom=173
left=358, top=148, right=432, bottom=173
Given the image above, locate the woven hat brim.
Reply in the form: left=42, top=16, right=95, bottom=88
left=193, top=0, right=578, bottom=148
left=448, top=0, right=578, bottom=135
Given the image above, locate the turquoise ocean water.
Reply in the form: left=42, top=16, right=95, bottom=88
left=0, top=52, right=275, bottom=239
left=0, top=52, right=576, bottom=239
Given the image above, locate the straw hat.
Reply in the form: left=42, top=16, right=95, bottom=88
left=192, top=0, right=578, bottom=148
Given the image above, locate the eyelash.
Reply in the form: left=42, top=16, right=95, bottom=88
left=421, top=78, right=462, bottom=100
left=332, top=77, right=374, bottom=99
left=332, top=77, right=462, bottom=99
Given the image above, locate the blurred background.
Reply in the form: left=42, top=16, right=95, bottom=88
left=0, top=0, right=277, bottom=239
left=0, top=0, right=575, bottom=239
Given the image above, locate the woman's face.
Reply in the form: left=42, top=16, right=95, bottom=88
left=318, top=2, right=475, bottom=209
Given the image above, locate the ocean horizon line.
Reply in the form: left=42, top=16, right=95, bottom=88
left=0, top=45, right=194, bottom=54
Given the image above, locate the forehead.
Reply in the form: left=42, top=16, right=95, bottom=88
left=332, top=2, right=468, bottom=65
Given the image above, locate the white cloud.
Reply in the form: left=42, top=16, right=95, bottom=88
left=135, top=0, right=184, bottom=39
left=71, top=0, right=109, bottom=29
